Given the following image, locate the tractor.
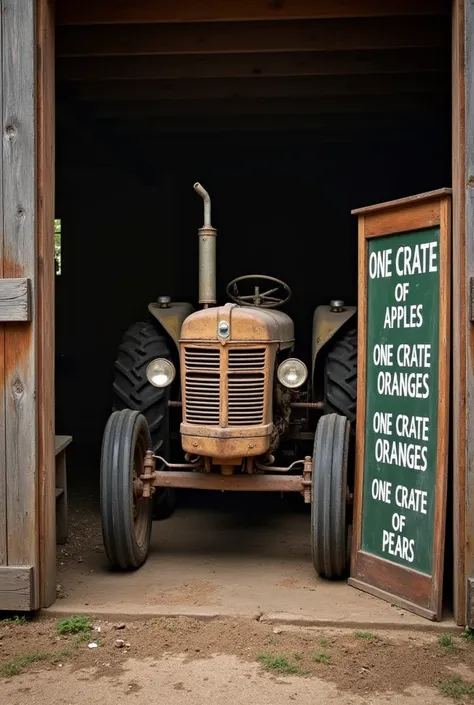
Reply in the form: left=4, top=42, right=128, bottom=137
left=101, top=183, right=357, bottom=578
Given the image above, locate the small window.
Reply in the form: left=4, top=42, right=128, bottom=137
left=55, top=218, right=61, bottom=275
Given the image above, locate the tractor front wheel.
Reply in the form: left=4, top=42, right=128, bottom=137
left=100, top=409, right=153, bottom=570
left=311, top=413, right=350, bottom=579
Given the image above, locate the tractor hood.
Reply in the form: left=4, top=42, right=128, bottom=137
left=180, top=302, right=294, bottom=348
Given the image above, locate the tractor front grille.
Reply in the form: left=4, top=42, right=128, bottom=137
left=184, top=372, right=220, bottom=425
left=183, top=346, right=266, bottom=427
left=228, top=373, right=265, bottom=425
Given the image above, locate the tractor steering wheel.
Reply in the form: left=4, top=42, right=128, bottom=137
left=226, top=275, right=292, bottom=309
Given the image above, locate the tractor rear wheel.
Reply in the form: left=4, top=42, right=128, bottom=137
left=311, top=413, right=350, bottom=579
left=324, top=328, right=357, bottom=424
left=112, top=320, right=176, bottom=520
left=100, top=409, right=153, bottom=570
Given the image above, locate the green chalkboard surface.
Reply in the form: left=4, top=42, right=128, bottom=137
left=349, top=189, right=451, bottom=621
left=362, top=227, right=439, bottom=576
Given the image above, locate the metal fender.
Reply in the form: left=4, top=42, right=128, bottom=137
left=311, top=304, right=357, bottom=378
left=148, top=301, right=195, bottom=354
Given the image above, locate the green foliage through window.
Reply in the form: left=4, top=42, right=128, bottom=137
left=55, top=218, right=61, bottom=275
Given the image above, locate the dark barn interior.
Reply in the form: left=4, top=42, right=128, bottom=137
left=54, top=3, right=452, bottom=460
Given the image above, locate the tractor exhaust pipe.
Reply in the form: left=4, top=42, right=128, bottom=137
left=194, top=182, right=216, bottom=307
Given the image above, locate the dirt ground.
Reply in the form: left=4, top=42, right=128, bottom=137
left=0, top=615, right=473, bottom=704
left=53, top=483, right=453, bottom=626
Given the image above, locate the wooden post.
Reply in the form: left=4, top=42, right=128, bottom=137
left=37, top=0, right=56, bottom=608
left=0, top=0, right=56, bottom=610
left=451, top=0, right=473, bottom=627
left=1, top=0, right=38, bottom=608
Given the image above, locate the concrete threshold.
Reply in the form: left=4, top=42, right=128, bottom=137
left=42, top=603, right=460, bottom=632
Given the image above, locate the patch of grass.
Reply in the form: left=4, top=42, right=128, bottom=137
left=0, top=615, right=26, bottom=625
left=0, top=650, right=65, bottom=677
left=57, top=615, right=90, bottom=636
left=439, top=634, right=458, bottom=653
left=312, top=650, right=331, bottom=664
left=165, top=623, right=178, bottom=633
left=257, top=653, right=304, bottom=675
left=355, top=631, right=375, bottom=640
left=461, top=628, right=474, bottom=643
left=437, top=675, right=474, bottom=700
left=319, top=637, right=329, bottom=647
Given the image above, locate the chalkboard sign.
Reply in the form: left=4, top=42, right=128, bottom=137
left=348, top=189, right=451, bottom=621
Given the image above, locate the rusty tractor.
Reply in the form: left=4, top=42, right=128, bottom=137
left=101, top=183, right=357, bottom=577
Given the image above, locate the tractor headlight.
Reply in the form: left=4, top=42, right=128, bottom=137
left=277, top=358, right=308, bottom=389
left=146, top=358, right=176, bottom=388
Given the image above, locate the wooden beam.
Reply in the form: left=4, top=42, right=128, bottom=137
left=104, top=111, right=447, bottom=136
left=57, top=49, right=448, bottom=82
left=37, top=0, right=57, bottom=609
left=464, top=0, right=474, bottom=629
left=0, top=279, right=31, bottom=322
left=56, top=17, right=449, bottom=58
left=0, top=566, right=34, bottom=610
left=86, top=94, right=446, bottom=120
left=2, top=0, right=39, bottom=607
left=452, top=0, right=474, bottom=626
left=56, top=0, right=449, bottom=25
left=67, top=73, right=448, bottom=102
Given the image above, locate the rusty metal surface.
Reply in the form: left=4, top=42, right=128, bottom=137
left=148, top=301, right=195, bottom=353
left=290, top=401, right=324, bottom=409
left=180, top=302, right=294, bottom=346
left=226, top=274, right=292, bottom=309
left=194, top=182, right=217, bottom=306
left=179, top=304, right=296, bottom=459
left=152, top=470, right=305, bottom=493
left=311, top=303, right=357, bottom=374
left=254, top=458, right=305, bottom=473
left=181, top=432, right=271, bottom=458
left=141, top=450, right=156, bottom=498
left=303, top=455, right=312, bottom=503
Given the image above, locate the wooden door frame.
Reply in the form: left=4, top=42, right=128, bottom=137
left=37, top=0, right=56, bottom=609
left=0, top=0, right=471, bottom=616
left=451, top=0, right=473, bottom=627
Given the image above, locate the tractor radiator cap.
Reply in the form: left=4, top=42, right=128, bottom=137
left=330, top=300, right=345, bottom=312
left=157, top=296, right=171, bottom=308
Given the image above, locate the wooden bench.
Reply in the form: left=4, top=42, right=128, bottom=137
left=55, top=435, right=72, bottom=544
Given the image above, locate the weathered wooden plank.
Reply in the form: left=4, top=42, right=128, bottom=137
left=0, top=566, right=34, bottom=610
left=2, top=0, right=38, bottom=608
left=451, top=0, right=467, bottom=626
left=56, top=17, right=449, bottom=58
left=0, top=0, right=6, bottom=568
left=464, top=0, right=474, bottom=628
left=0, top=279, right=31, bottom=322
left=55, top=435, right=72, bottom=456
left=106, top=112, right=447, bottom=136
left=37, top=0, right=57, bottom=608
left=57, top=48, right=448, bottom=82
left=56, top=0, right=449, bottom=25
left=90, top=94, right=445, bottom=120
left=72, top=73, right=448, bottom=102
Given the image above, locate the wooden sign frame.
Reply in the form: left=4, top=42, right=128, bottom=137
left=348, top=188, right=451, bottom=621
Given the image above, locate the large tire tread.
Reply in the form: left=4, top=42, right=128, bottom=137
left=324, top=328, right=357, bottom=423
